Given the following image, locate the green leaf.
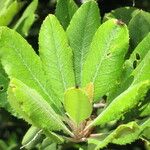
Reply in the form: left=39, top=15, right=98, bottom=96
left=64, top=87, right=92, bottom=124
left=44, top=130, right=64, bottom=144
left=129, top=11, right=150, bottom=49
left=141, top=119, right=150, bottom=140
left=88, top=121, right=143, bottom=150
left=132, top=50, right=150, bottom=85
left=42, top=143, right=57, bottom=150
left=0, top=27, right=62, bottom=112
left=86, top=81, right=150, bottom=128
left=140, top=103, right=150, bottom=117
left=82, top=19, right=129, bottom=101
left=0, top=0, right=6, bottom=10
left=13, top=0, right=38, bottom=37
left=8, top=78, right=72, bottom=135
left=124, top=32, right=150, bottom=79
left=0, top=140, right=7, bottom=150
left=55, top=0, right=78, bottom=30
left=67, top=1, right=100, bottom=86
left=141, top=118, right=150, bottom=130
left=21, top=126, right=43, bottom=150
left=40, top=137, right=53, bottom=149
left=108, top=33, right=150, bottom=102
left=103, top=7, right=139, bottom=24
left=0, top=64, right=9, bottom=109
left=39, top=15, right=75, bottom=102
left=0, top=0, right=24, bottom=26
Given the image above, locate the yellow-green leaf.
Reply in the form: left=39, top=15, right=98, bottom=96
left=64, top=88, right=92, bottom=124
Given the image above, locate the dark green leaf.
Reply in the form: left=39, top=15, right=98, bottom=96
left=55, top=0, right=78, bottom=30
left=129, top=11, right=150, bottom=49
left=13, top=0, right=38, bottom=37
left=103, top=7, right=139, bottom=24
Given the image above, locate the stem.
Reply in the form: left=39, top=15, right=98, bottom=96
left=64, top=126, right=74, bottom=137
left=89, top=133, right=103, bottom=138
left=93, top=102, right=106, bottom=108
left=83, top=121, right=94, bottom=133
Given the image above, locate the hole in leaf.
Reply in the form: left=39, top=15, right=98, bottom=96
left=136, top=53, right=140, bottom=60
left=0, top=85, right=4, bottom=91
left=133, top=60, right=137, bottom=69
left=102, top=95, right=107, bottom=101
left=75, top=85, right=79, bottom=89
left=106, top=52, right=111, bottom=56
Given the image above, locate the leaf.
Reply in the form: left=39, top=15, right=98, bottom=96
left=132, top=50, right=150, bottom=85
left=88, top=121, right=144, bottom=150
left=82, top=19, right=129, bottom=101
left=0, top=0, right=6, bottom=10
left=67, top=1, right=100, bottom=86
left=141, top=119, right=150, bottom=140
left=82, top=82, right=94, bottom=103
left=140, top=103, right=150, bottom=117
left=13, top=0, right=38, bottom=37
left=55, top=0, right=78, bottom=30
left=39, top=15, right=75, bottom=102
left=0, top=27, right=62, bottom=112
left=108, top=33, right=150, bottom=102
left=0, top=64, right=9, bottom=109
left=64, top=87, right=92, bottom=124
left=44, top=130, right=64, bottom=144
left=129, top=11, right=150, bottom=49
left=124, top=32, right=150, bottom=79
left=103, top=7, right=139, bottom=24
left=0, top=0, right=24, bottom=26
left=8, top=78, right=72, bottom=135
left=86, top=81, right=150, bottom=128
left=0, top=140, right=7, bottom=150
left=42, top=143, right=57, bottom=150
left=21, top=126, right=43, bottom=150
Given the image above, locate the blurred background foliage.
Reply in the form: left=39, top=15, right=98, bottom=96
left=0, top=0, right=149, bottom=150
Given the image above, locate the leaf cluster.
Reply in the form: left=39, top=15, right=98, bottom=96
left=0, top=0, right=150, bottom=149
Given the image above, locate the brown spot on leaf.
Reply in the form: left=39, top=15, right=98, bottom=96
left=116, top=20, right=125, bottom=26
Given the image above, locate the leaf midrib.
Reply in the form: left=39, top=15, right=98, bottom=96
left=79, top=3, right=93, bottom=86
left=25, top=89, right=67, bottom=131
left=7, top=44, right=55, bottom=105
left=92, top=27, right=119, bottom=83
left=49, top=18, right=67, bottom=92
